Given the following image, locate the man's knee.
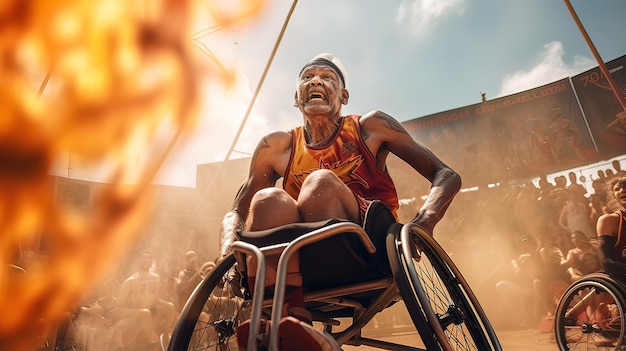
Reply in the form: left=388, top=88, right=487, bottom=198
left=298, top=170, right=358, bottom=222
left=250, top=188, right=294, bottom=208
left=301, top=169, right=342, bottom=189
left=247, top=188, right=300, bottom=230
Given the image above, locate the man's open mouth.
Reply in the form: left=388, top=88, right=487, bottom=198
left=308, top=92, right=325, bottom=101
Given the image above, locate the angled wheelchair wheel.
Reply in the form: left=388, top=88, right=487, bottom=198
left=388, top=224, right=502, bottom=351
left=554, top=273, right=626, bottom=351
left=168, top=254, right=249, bottom=351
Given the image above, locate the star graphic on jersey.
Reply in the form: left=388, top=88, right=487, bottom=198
left=291, top=155, right=369, bottom=189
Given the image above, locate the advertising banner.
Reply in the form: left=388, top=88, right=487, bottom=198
left=571, top=55, right=626, bottom=158
left=402, top=78, right=598, bottom=187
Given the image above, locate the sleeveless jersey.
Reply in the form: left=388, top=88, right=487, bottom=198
left=283, top=115, right=399, bottom=219
left=614, top=209, right=626, bottom=263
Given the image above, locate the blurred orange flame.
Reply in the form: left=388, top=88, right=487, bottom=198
left=0, top=0, right=267, bottom=349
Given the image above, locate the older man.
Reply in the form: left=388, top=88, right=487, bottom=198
left=218, top=53, right=461, bottom=349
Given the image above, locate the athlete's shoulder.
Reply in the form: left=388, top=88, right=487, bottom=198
left=258, top=130, right=293, bottom=149
left=359, top=110, right=400, bottom=126
left=598, top=211, right=621, bottom=228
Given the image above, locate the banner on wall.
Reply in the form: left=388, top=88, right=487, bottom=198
left=401, top=78, right=598, bottom=187
left=571, top=54, right=626, bottom=158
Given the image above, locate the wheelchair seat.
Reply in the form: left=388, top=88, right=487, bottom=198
left=239, top=200, right=398, bottom=291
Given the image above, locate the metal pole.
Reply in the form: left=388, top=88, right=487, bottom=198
left=563, top=0, right=626, bottom=112
left=188, top=0, right=298, bottom=212
left=225, top=0, right=299, bottom=162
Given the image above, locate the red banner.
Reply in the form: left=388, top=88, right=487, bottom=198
left=401, top=78, right=598, bottom=187
left=571, top=55, right=626, bottom=157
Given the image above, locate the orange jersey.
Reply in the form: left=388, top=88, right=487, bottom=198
left=283, top=115, right=399, bottom=219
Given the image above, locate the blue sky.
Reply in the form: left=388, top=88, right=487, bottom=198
left=51, top=0, right=626, bottom=187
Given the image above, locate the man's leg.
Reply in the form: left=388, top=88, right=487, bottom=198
left=246, top=187, right=301, bottom=231
left=240, top=171, right=357, bottom=349
left=297, top=170, right=360, bottom=223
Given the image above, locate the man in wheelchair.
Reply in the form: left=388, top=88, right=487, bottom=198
left=218, top=53, right=461, bottom=350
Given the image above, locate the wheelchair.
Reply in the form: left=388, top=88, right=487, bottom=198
left=167, top=201, right=501, bottom=350
left=554, top=272, right=626, bottom=350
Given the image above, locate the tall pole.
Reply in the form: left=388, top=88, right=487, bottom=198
left=186, top=0, right=299, bottom=224
left=563, top=0, right=626, bottom=112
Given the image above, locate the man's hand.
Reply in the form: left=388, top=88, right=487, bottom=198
left=410, top=212, right=437, bottom=236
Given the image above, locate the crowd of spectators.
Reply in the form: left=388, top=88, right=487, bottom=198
left=428, top=158, right=626, bottom=331
left=20, top=158, right=626, bottom=349
left=17, top=226, right=218, bottom=351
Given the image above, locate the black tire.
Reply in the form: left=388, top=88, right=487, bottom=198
left=554, top=273, right=626, bottom=351
left=389, top=224, right=502, bottom=351
left=168, top=254, right=249, bottom=351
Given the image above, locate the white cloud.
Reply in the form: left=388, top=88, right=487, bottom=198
left=498, top=41, right=596, bottom=96
left=396, top=0, right=466, bottom=35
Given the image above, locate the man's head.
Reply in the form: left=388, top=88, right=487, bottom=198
left=298, top=53, right=348, bottom=88
left=570, top=231, right=587, bottom=246
left=137, top=250, right=153, bottom=270
left=294, top=53, right=349, bottom=116
left=185, top=250, right=198, bottom=268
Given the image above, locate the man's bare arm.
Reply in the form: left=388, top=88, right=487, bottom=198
left=363, top=110, right=461, bottom=233
left=413, top=166, right=461, bottom=233
left=219, top=208, right=246, bottom=259
left=217, top=133, right=287, bottom=259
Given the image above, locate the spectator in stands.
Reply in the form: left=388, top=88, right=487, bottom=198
left=560, top=230, right=601, bottom=281
left=558, top=190, right=595, bottom=239
left=610, top=159, right=626, bottom=179
left=533, top=232, right=571, bottom=320
left=538, top=174, right=555, bottom=198
left=175, top=251, right=203, bottom=311
left=592, top=169, right=608, bottom=197
left=554, top=175, right=567, bottom=191
left=116, top=250, right=177, bottom=346
left=75, top=279, right=120, bottom=350
left=494, top=236, right=543, bottom=328
left=566, top=171, right=587, bottom=199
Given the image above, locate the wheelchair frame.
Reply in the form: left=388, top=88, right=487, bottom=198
left=554, top=272, right=626, bottom=351
left=167, top=219, right=501, bottom=351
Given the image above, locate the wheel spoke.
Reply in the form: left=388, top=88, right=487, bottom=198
left=555, top=274, right=626, bottom=351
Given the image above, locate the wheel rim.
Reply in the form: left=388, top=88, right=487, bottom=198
left=398, top=224, right=501, bottom=351
left=555, top=276, right=625, bottom=351
left=169, top=254, right=249, bottom=351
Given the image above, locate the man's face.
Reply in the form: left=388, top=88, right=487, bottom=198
left=570, top=233, right=584, bottom=246
left=138, top=252, right=153, bottom=270
left=295, top=65, right=348, bottom=117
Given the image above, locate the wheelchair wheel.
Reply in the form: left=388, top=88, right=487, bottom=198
left=554, top=273, right=626, bottom=351
left=388, top=224, right=501, bottom=351
left=168, top=254, right=249, bottom=351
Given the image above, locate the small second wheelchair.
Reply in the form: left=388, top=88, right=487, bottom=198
left=168, top=201, right=502, bottom=350
left=554, top=272, right=626, bottom=351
